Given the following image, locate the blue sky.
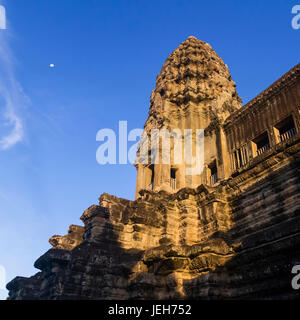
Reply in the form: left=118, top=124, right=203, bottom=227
left=0, top=0, right=299, bottom=299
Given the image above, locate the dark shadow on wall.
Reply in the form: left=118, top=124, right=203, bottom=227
left=180, top=158, right=300, bottom=299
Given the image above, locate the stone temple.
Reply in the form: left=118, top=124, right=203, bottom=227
left=7, top=37, right=300, bottom=299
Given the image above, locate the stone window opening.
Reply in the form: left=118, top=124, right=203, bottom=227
left=252, top=132, right=270, bottom=156
left=274, top=115, right=297, bottom=143
left=209, top=161, right=218, bottom=186
left=170, top=168, right=176, bottom=190
left=148, top=165, right=154, bottom=191
left=232, top=145, right=248, bottom=170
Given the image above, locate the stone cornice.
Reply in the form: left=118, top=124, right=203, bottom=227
left=223, top=62, right=300, bottom=130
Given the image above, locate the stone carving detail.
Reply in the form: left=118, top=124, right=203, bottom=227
left=49, top=225, right=84, bottom=251
left=146, top=36, right=241, bottom=131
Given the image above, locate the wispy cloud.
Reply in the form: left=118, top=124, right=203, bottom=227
left=0, top=26, right=27, bottom=150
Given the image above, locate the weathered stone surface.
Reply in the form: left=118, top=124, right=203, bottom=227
left=49, top=225, right=84, bottom=250
left=6, top=37, right=300, bottom=300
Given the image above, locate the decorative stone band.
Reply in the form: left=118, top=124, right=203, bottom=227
left=223, top=63, right=300, bottom=128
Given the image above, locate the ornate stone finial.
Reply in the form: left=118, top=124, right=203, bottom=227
left=143, top=36, right=241, bottom=134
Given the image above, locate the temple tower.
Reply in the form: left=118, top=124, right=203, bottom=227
left=135, top=36, right=242, bottom=199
